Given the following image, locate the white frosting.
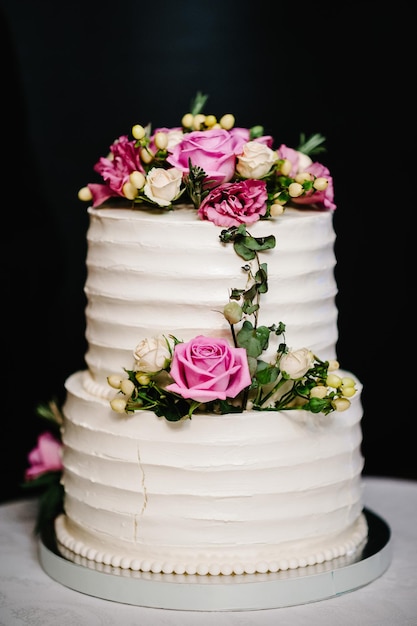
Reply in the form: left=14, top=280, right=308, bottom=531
left=55, top=204, right=367, bottom=576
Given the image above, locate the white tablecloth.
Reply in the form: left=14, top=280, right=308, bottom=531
left=1, top=477, right=416, bottom=625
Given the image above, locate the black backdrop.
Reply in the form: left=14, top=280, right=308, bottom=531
left=1, top=0, right=413, bottom=503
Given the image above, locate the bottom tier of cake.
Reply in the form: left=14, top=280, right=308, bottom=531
left=55, top=370, right=368, bottom=576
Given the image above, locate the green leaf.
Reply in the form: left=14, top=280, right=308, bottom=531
left=22, top=471, right=61, bottom=491
left=233, top=239, right=256, bottom=261
left=217, top=400, right=244, bottom=414
left=254, top=263, right=268, bottom=294
left=249, top=125, right=264, bottom=139
left=190, top=92, right=209, bottom=116
left=242, top=302, right=259, bottom=315
left=237, top=321, right=270, bottom=358
left=303, top=397, right=332, bottom=414
left=297, top=133, right=327, bottom=156
left=242, top=284, right=258, bottom=302
left=23, top=472, right=64, bottom=535
left=240, top=234, right=276, bottom=252
left=255, top=360, right=279, bottom=386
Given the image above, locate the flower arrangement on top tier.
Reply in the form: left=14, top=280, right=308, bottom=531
left=78, top=91, right=335, bottom=218
left=107, top=222, right=357, bottom=422
left=78, top=92, right=356, bottom=422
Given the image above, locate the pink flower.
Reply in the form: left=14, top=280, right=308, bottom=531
left=165, top=336, right=251, bottom=403
left=277, top=144, right=310, bottom=176
left=229, top=127, right=274, bottom=149
left=151, top=127, right=184, bottom=151
left=291, top=162, right=336, bottom=211
left=197, top=179, right=267, bottom=227
left=166, top=128, right=247, bottom=187
left=88, top=135, right=144, bottom=207
left=25, top=432, right=63, bottom=480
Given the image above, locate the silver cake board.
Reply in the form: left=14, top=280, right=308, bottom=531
left=38, top=508, right=391, bottom=611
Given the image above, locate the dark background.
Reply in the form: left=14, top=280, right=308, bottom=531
left=1, top=1, right=413, bottom=503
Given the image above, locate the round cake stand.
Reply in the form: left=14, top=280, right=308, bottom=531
left=38, top=508, right=391, bottom=611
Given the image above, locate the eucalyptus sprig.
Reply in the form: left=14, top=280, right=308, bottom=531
left=219, top=225, right=356, bottom=413
left=220, top=225, right=279, bottom=355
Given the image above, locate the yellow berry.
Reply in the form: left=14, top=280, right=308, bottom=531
left=310, top=385, right=328, bottom=399
left=327, top=359, right=340, bottom=371
left=313, top=177, right=328, bottom=191
left=332, top=397, right=351, bottom=412
left=269, top=203, right=285, bottom=217
left=326, top=373, right=342, bottom=388
left=341, top=376, right=356, bottom=388
left=120, top=379, right=135, bottom=396
left=279, top=159, right=292, bottom=176
left=295, top=172, right=312, bottom=183
left=110, top=398, right=127, bottom=413
left=341, top=385, right=356, bottom=398
left=107, top=375, right=123, bottom=389
left=136, top=373, right=150, bottom=386
left=130, top=170, right=146, bottom=189
left=288, top=182, right=303, bottom=198
left=193, top=113, right=206, bottom=130
left=122, top=181, right=138, bottom=200
left=78, top=186, right=92, bottom=202
left=219, top=113, right=235, bottom=130
left=132, top=124, right=146, bottom=140
left=205, top=114, right=217, bottom=127
left=154, top=131, right=168, bottom=150
left=181, top=113, right=194, bottom=128
left=140, top=147, right=154, bottom=164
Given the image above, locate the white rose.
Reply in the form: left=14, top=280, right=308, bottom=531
left=143, top=167, right=183, bottom=206
left=165, top=129, right=184, bottom=149
left=296, top=151, right=313, bottom=173
left=236, top=141, right=277, bottom=179
left=280, top=348, right=314, bottom=380
left=133, top=335, right=173, bottom=373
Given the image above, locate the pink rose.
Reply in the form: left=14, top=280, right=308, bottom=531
left=165, top=336, right=251, bottom=403
left=291, top=162, right=336, bottom=211
left=197, top=179, right=267, bottom=227
left=88, top=135, right=144, bottom=207
left=166, top=128, right=247, bottom=187
left=25, top=432, right=63, bottom=480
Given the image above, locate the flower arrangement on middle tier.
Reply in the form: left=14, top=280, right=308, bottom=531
left=107, top=223, right=357, bottom=422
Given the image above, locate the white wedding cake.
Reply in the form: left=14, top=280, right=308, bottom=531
left=53, top=94, right=367, bottom=576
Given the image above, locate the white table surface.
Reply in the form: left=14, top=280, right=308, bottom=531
left=1, top=476, right=416, bottom=625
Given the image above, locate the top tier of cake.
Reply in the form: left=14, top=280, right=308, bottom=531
left=84, top=204, right=337, bottom=397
